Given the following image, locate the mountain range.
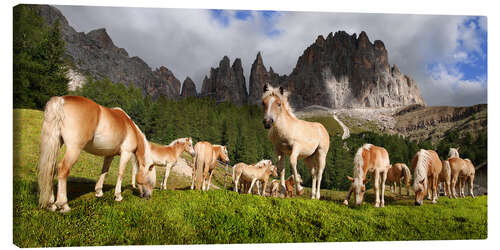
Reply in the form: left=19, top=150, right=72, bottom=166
left=35, top=5, right=425, bottom=109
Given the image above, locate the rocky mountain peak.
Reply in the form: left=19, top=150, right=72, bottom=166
left=248, top=52, right=286, bottom=105
left=200, top=56, right=248, bottom=105
left=181, top=77, right=197, bottom=98
left=86, top=28, right=115, bottom=50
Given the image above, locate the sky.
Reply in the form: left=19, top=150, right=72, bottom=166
left=56, top=6, right=487, bottom=106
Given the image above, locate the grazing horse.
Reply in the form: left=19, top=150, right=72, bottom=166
left=344, top=144, right=391, bottom=207
left=459, top=159, right=476, bottom=198
left=37, top=96, right=156, bottom=212
left=261, top=84, right=330, bottom=199
left=386, top=163, right=411, bottom=196
left=192, top=141, right=229, bottom=190
left=447, top=148, right=468, bottom=198
left=285, top=175, right=305, bottom=198
left=233, top=160, right=277, bottom=195
left=439, top=160, right=452, bottom=197
left=131, top=138, right=195, bottom=190
left=411, top=149, right=442, bottom=205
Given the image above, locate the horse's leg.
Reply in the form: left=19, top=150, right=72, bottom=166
left=277, top=154, right=286, bottom=195
left=55, top=145, right=82, bottom=213
left=262, top=180, right=268, bottom=196
left=95, top=156, right=114, bottom=197
left=131, top=157, right=137, bottom=188
left=380, top=169, right=387, bottom=207
left=451, top=173, right=458, bottom=198
left=315, top=153, right=326, bottom=200
left=399, top=179, right=402, bottom=195
left=461, top=177, right=466, bottom=197
left=248, top=178, right=257, bottom=194
left=469, top=175, right=475, bottom=198
left=344, top=186, right=353, bottom=205
left=289, top=149, right=301, bottom=197
left=374, top=170, right=380, bottom=207
left=305, top=157, right=316, bottom=199
left=431, top=175, right=438, bottom=204
left=161, top=163, right=174, bottom=190
left=207, top=168, right=215, bottom=191
left=114, top=152, right=132, bottom=202
left=234, top=172, right=240, bottom=192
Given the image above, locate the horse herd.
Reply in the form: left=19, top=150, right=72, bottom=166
left=36, top=84, right=476, bottom=213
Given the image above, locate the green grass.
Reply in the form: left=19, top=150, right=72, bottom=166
left=304, top=116, right=344, bottom=137
left=13, top=109, right=487, bottom=247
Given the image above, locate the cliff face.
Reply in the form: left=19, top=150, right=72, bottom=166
left=200, top=56, right=248, bottom=105
left=180, top=77, right=197, bottom=98
left=35, top=5, right=426, bottom=108
left=247, top=52, right=287, bottom=106
left=277, top=31, right=426, bottom=109
left=35, top=5, right=181, bottom=99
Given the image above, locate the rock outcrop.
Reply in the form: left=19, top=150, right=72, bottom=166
left=279, top=31, right=425, bottom=109
left=248, top=52, right=286, bottom=106
left=181, top=77, right=197, bottom=97
left=200, top=56, right=248, bottom=105
left=35, top=5, right=180, bottom=99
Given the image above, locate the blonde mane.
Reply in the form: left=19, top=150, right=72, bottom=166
left=413, top=149, right=430, bottom=190
left=448, top=148, right=460, bottom=158
left=262, top=84, right=297, bottom=119
left=169, top=137, right=188, bottom=146
left=353, top=144, right=372, bottom=180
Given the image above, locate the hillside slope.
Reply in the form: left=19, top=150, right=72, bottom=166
left=13, top=108, right=486, bottom=246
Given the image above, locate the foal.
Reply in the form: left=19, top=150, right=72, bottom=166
left=386, top=163, right=411, bottom=196
left=192, top=141, right=229, bottom=190
left=233, top=160, right=277, bottom=195
left=131, top=137, right=195, bottom=190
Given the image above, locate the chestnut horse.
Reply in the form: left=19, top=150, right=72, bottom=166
left=386, top=163, right=411, bottom=196
left=460, top=159, right=476, bottom=198
left=37, top=96, right=156, bottom=212
left=411, top=149, right=442, bottom=205
left=439, top=160, right=452, bottom=197
left=285, top=174, right=305, bottom=198
left=447, top=148, right=469, bottom=198
left=233, top=160, right=276, bottom=195
left=262, top=84, right=330, bottom=199
left=131, top=137, right=195, bottom=190
left=192, top=141, right=229, bottom=190
left=233, top=160, right=274, bottom=194
left=344, top=144, right=391, bottom=207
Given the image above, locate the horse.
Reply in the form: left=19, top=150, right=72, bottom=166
left=233, top=160, right=276, bottom=195
left=386, top=163, right=411, bottom=196
left=37, top=96, right=156, bottom=213
left=439, top=160, right=452, bottom=198
left=285, top=174, right=305, bottom=198
left=270, top=179, right=281, bottom=197
left=343, top=144, right=391, bottom=207
left=411, top=149, right=442, bottom=205
left=191, top=141, right=229, bottom=190
left=459, top=159, right=476, bottom=198
left=447, top=148, right=468, bottom=198
left=131, top=137, right=195, bottom=190
left=261, top=84, right=330, bottom=199
left=232, top=160, right=274, bottom=194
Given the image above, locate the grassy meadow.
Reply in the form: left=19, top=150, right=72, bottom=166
left=13, top=109, right=487, bottom=247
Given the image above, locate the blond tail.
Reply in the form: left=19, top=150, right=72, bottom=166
left=37, top=96, right=64, bottom=208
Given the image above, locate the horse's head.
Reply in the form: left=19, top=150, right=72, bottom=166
left=136, top=163, right=156, bottom=199
left=262, top=83, right=286, bottom=129
left=271, top=164, right=278, bottom=177
left=448, top=147, right=460, bottom=158
left=219, top=145, right=229, bottom=163
left=347, top=176, right=368, bottom=206
left=413, top=178, right=427, bottom=206
left=184, top=137, right=195, bottom=156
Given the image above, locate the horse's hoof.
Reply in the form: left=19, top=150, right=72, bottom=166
left=132, top=185, right=136, bottom=189
left=343, top=200, right=349, bottom=206
left=95, top=190, right=103, bottom=198
left=381, top=203, right=385, bottom=207
left=115, top=195, right=123, bottom=202
left=431, top=200, right=437, bottom=204
left=59, top=204, right=71, bottom=213
left=48, top=204, right=57, bottom=212
left=374, top=203, right=380, bottom=208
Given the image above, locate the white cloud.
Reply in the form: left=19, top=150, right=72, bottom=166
left=55, top=6, right=487, bottom=106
